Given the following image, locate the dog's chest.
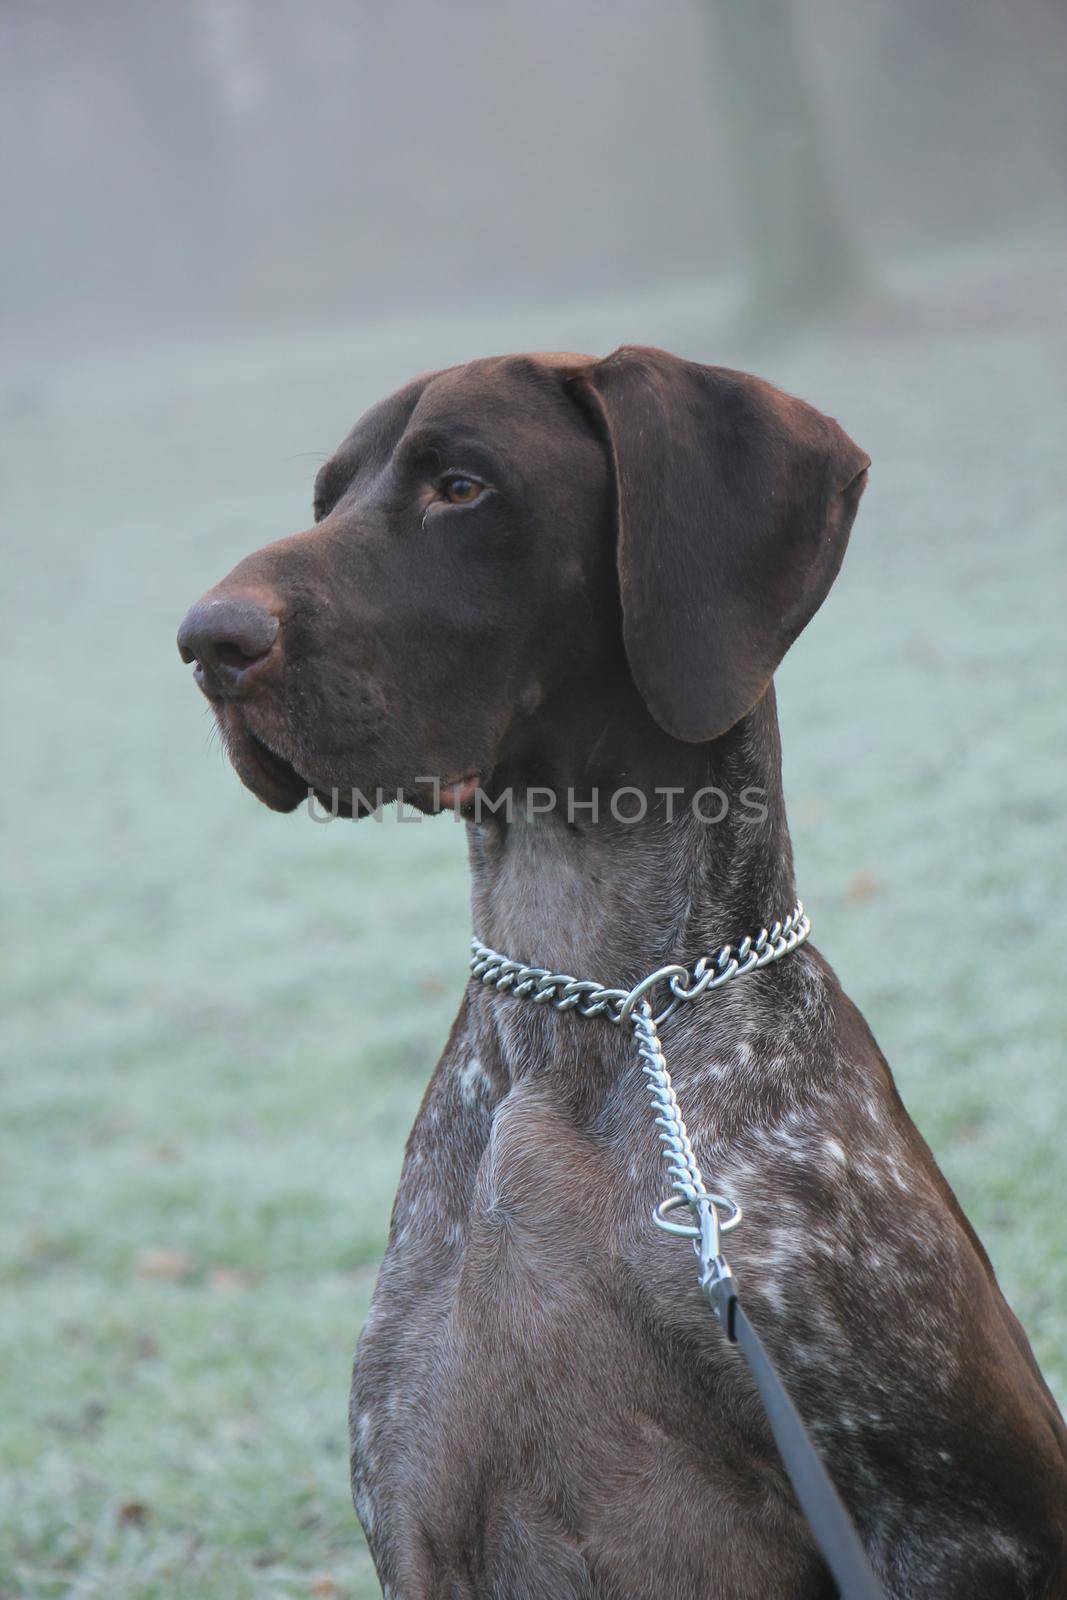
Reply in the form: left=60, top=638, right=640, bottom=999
left=348, top=1036, right=849, bottom=1596
left=351, top=1014, right=1047, bottom=1599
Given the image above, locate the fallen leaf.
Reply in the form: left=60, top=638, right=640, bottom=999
left=117, top=1500, right=150, bottom=1528
left=844, top=869, right=880, bottom=905
left=136, top=1247, right=196, bottom=1281
left=208, top=1267, right=255, bottom=1295
left=309, top=1576, right=339, bottom=1597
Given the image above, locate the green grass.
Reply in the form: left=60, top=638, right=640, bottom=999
left=2, top=261, right=1065, bottom=1596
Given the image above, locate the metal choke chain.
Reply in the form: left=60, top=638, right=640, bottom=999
left=630, top=1002, right=704, bottom=1200
left=469, top=903, right=810, bottom=1310
left=469, top=902, right=809, bottom=1026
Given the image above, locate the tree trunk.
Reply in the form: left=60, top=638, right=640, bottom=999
left=706, top=0, right=871, bottom=319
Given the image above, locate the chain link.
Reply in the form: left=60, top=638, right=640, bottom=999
left=630, top=1000, right=705, bottom=1199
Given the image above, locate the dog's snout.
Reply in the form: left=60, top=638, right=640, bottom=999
left=177, top=592, right=280, bottom=698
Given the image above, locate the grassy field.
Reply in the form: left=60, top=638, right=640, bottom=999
left=3, top=254, right=1066, bottom=1597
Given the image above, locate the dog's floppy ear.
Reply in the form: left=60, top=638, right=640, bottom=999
left=569, top=346, right=870, bottom=743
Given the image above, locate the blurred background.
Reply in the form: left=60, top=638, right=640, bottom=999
left=2, top=2, right=1065, bottom=1596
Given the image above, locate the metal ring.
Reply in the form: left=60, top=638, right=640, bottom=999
left=652, top=1192, right=743, bottom=1238
left=617, top=964, right=691, bottom=1028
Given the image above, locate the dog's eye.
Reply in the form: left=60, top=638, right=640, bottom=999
left=438, top=474, right=483, bottom=506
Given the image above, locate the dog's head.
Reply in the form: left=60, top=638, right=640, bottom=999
left=177, top=347, right=868, bottom=815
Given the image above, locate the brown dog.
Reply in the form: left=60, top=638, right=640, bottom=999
left=178, top=348, right=1067, bottom=1598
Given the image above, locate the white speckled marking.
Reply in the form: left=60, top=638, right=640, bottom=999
left=355, top=1483, right=376, bottom=1533
left=458, top=1055, right=489, bottom=1103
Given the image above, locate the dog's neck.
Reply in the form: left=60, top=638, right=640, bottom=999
left=467, top=687, right=797, bottom=1000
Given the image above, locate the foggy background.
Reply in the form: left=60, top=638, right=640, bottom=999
left=4, top=0, right=1066, bottom=354
left=3, top=4, right=1066, bottom=1597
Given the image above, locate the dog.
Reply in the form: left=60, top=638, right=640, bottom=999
left=178, top=347, right=1067, bottom=1598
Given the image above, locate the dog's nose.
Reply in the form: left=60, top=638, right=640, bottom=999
left=177, top=593, right=280, bottom=699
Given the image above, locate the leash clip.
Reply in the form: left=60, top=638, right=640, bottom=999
left=653, top=1192, right=742, bottom=1343
left=694, top=1194, right=740, bottom=1343
left=700, top=1255, right=739, bottom=1343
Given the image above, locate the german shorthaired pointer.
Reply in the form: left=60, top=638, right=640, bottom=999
left=178, top=348, right=1067, bottom=1598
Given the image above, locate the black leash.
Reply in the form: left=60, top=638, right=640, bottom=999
left=706, top=1270, right=886, bottom=1600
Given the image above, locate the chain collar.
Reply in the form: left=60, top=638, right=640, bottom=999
left=469, top=901, right=811, bottom=1306
left=470, top=901, right=810, bottom=1028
